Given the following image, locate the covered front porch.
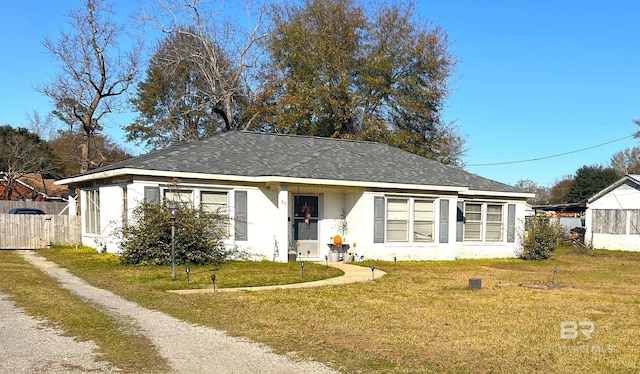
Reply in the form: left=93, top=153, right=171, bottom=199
left=272, top=184, right=363, bottom=263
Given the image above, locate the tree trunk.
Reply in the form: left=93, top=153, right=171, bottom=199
left=79, top=139, right=90, bottom=173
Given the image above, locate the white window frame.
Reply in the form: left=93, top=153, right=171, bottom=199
left=463, top=202, right=505, bottom=242
left=386, top=198, right=409, bottom=242
left=463, top=203, right=482, bottom=241
left=201, top=190, right=230, bottom=237
left=384, top=197, right=436, bottom=243
left=485, top=204, right=504, bottom=241
left=413, top=199, right=435, bottom=242
left=85, top=189, right=100, bottom=235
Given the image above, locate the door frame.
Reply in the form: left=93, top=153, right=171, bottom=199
left=292, top=194, right=321, bottom=258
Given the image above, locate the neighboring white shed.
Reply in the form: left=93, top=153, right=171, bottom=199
left=585, top=174, right=640, bottom=251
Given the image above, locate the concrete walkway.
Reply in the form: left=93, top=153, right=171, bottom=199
left=168, top=262, right=387, bottom=294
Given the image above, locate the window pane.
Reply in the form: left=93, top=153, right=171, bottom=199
left=201, top=191, right=228, bottom=213
left=386, top=199, right=408, bottom=242
left=387, top=221, right=408, bottom=241
left=165, top=190, right=193, bottom=204
left=388, top=211, right=408, bottom=220
left=464, top=203, right=482, bottom=241
left=487, top=205, right=503, bottom=222
left=466, top=204, right=481, bottom=214
left=200, top=191, right=229, bottom=236
left=414, top=199, right=434, bottom=242
left=294, top=196, right=319, bottom=219
left=414, top=222, right=434, bottom=241
left=85, top=190, right=100, bottom=234
left=607, top=209, right=625, bottom=234
left=464, top=222, right=482, bottom=240
left=465, top=203, right=482, bottom=222
left=593, top=210, right=605, bottom=233
left=414, top=200, right=434, bottom=221
left=486, top=204, right=503, bottom=241
left=486, top=223, right=502, bottom=241
left=296, top=221, right=318, bottom=240
left=387, top=199, right=408, bottom=220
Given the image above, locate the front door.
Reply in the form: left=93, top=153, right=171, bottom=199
left=293, top=195, right=319, bottom=258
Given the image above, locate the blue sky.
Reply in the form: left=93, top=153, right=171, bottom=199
left=1, top=1, right=639, bottom=187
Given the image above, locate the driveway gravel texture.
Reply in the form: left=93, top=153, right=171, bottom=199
left=0, top=292, right=117, bottom=373
left=4, top=250, right=336, bottom=374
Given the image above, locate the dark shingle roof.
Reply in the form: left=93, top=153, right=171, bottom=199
left=79, top=132, right=521, bottom=193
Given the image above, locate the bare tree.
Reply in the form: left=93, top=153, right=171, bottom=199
left=514, top=179, right=552, bottom=205
left=39, top=0, right=140, bottom=172
left=610, top=146, right=640, bottom=175
left=25, top=110, right=57, bottom=141
left=145, top=0, right=268, bottom=133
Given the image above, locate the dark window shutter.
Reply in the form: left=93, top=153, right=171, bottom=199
left=374, top=196, right=385, bottom=243
left=456, top=201, right=464, bottom=242
left=507, top=204, right=516, bottom=242
left=235, top=191, right=248, bottom=241
left=439, top=199, right=449, bottom=243
left=144, top=187, right=160, bottom=204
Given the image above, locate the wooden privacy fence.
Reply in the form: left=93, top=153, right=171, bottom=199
left=0, top=201, right=70, bottom=215
left=0, top=214, right=81, bottom=249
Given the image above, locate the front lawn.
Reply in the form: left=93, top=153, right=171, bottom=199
left=21, top=246, right=640, bottom=372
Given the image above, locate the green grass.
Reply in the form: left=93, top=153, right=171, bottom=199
left=38, top=245, right=343, bottom=290
left=8, top=245, right=640, bottom=373
left=0, top=251, right=171, bottom=372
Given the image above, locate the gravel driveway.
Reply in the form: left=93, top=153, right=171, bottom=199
left=8, top=250, right=336, bottom=374
left=0, top=292, right=117, bottom=373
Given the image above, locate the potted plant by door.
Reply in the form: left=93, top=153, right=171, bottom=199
left=328, top=234, right=342, bottom=262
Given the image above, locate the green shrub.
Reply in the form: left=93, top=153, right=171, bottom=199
left=519, top=217, right=565, bottom=261
left=119, top=201, right=234, bottom=265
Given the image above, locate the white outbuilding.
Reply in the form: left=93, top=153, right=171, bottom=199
left=585, top=174, right=640, bottom=251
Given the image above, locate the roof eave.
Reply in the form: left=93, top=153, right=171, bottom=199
left=56, top=168, right=529, bottom=198
left=461, top=190, right=534, bottom=199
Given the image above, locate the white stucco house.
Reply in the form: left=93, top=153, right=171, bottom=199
left=56, top=131, right=533, bottom=262
left=585, top=174, right=640, bottom=251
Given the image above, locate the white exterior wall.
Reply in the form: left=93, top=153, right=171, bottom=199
left=586, top=183, right=640, bottom=251
left=80, top=185, right=125, bottom=253
left=79, top=180, right=528, bottom=261
left=317, top=190, right=365, bottom=258
left=79, top=189, right=93, bottom=249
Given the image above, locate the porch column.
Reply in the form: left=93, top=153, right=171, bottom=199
left=276, top=186, right=289, bottom=262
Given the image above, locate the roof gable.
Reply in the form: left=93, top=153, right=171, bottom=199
left=60, top=132, right=523, bottom=194
left=588, top=174, right=640, bottom=204
left=1, top=173, right=68, bottom=201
